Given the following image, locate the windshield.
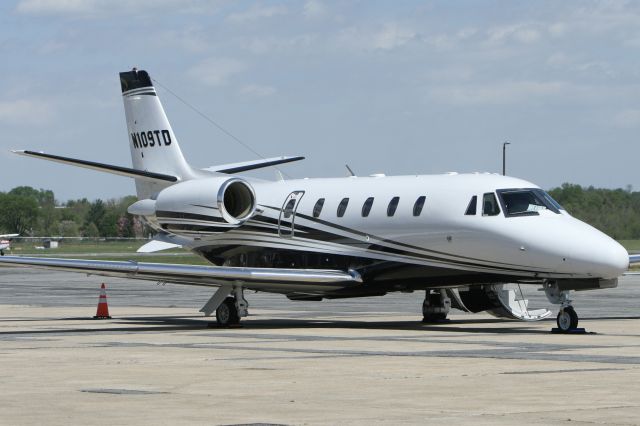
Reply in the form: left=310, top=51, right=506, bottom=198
left=496, top=188, right=563, bottom=217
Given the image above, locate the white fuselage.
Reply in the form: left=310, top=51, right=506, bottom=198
left=149, top=172, right=629, bottom=284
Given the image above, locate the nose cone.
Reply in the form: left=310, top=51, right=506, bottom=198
left=519, top=216, right=629, bottom=279
left=581, top=237, right=629, bottom=279
left=561, top=220, right=629, bottom=279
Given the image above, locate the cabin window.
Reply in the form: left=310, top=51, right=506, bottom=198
left=413, top=196, right=426, bottom=216
left=387, top=197, right=400, bottom=217
left=362, top=197, right=374, bottom=217
left=337, top=198, right=349, bottom=217
left=465, top=196, right=477, bottom=215
left=482, top=193, right=501, bottom=216
left=313, top=198, right=325, bottom=218
left=283, top=198, right=296, bottom=218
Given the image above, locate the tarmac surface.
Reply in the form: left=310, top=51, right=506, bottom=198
left=0, top=268, right=639, bottom=425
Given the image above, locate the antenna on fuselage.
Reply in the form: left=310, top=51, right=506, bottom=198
left=345, top=164, right=356, bottom=177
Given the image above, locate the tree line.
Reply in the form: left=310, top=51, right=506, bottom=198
left=548, top=184, right=640, bottom=240
left=0, top=187, right=143, bottom=238
left=0, top=184, right=639, bottom=239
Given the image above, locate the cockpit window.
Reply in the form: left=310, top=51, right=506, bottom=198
left=482, top=193, right=501, bottom=216
left=537, top=190, right=564, bottom=212
left=497, top=188, right=562, bottom=217
left=465, top=196, right=477, bottom=215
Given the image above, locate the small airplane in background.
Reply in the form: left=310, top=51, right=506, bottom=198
left=0, top=234, right=19, bottom=256
left=1, top=68, right=638, bottom=332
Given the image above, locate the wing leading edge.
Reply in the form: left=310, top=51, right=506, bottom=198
left=0, top=256, right=362, bottom=291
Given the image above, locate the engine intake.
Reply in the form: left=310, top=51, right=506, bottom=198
left=217, top=178, right=256, bottom=225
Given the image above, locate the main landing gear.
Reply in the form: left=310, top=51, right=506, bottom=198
left=200, top=284, right=249, bottom=327
left=422, top=289, right=451, bottom=322
left=216, top=297, right=241, bottom=326
left=544, top=281, right=580, bottom=333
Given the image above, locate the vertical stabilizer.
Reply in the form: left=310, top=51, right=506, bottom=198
left=120, top=69, right=194, bottom=198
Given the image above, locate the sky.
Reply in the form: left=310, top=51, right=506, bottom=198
left=1, top=0, right=639, bottom=201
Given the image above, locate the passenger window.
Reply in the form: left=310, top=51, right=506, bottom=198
left=387, top=197, right=400, bottom=217
left=465, top=196, right=477, bottom=215
left=362, top=197, right=374, bottom=217
left=313, top=198, right=325, bottom=218
left=482, top=193, right=501, bottom=216
left=337, top=198, right=349, bottom=217
left=413, top=196, right=426, bottom=216
left=283, top=198, right=296, bottom=218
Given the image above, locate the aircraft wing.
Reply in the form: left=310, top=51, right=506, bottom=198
left=0, top=234, right=19, bottom=239
left=0, top=256, right=362, bottom=291
left=203, top=156, right=305, bottom=174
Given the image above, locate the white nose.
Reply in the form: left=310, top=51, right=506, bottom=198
left=563, top=221, right=629, bottom=279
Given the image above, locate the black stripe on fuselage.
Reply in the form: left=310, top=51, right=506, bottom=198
left=252, top=207, right=571, bottom=276
left=158, top=207, right=556, bottom=275
left=156, top=210, right=227, bottom=223
left=161, top=224, right=231, bottom=233
left=261, top=205, right=532, bottom=270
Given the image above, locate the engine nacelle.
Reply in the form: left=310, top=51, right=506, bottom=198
left=131, top=177, right=257, bottom=228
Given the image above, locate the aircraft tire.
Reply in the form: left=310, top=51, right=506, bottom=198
left=216, top=297, right=240, bottom=326
left=556, top=306, right=579, bottom=332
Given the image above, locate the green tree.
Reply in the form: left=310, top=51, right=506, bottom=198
left=0, top=193, right=39, bottom=235
left=83, top=222, right=100, bottom=238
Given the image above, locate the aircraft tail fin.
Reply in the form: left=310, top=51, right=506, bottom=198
left=120, top=69, right=195, bottom=198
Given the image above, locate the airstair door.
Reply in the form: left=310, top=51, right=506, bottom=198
left=278, top=191, right=305, bottom=238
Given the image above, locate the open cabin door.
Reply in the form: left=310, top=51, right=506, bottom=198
left=278, top=191, right=305, bottom=238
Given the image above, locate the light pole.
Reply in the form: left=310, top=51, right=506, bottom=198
left=502, top=142, right=511, bottom=176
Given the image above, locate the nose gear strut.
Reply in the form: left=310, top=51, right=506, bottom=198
left=544, top=281, right=581, bottom=333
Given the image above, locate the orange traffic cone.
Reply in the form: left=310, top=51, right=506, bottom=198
left=93, top=283, right=111, bottom=319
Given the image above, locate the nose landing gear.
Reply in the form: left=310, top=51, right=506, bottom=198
left=557, top=306, right=579, bottom=331
left=544, top=281, right=582, bottom=333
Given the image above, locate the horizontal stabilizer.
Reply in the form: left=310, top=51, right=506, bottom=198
left=204, top=156, right=305, bottom=174
left=12, top=150, right=178, bottom=183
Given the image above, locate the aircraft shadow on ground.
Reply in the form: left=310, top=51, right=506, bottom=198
left=1, top=315, right=637, bottom=337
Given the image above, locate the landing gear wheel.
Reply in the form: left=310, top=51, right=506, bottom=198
left=216, top=297, right=240, bottom=326
left=556, top=306, right=579, bottom=332
left=422, top=290, right=450, bottom=323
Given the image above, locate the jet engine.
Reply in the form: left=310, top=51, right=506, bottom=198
left=128, top=177, right=257, bottom=228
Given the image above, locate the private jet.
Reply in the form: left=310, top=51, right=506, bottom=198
left=1, top=68, right=637, bottom=332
